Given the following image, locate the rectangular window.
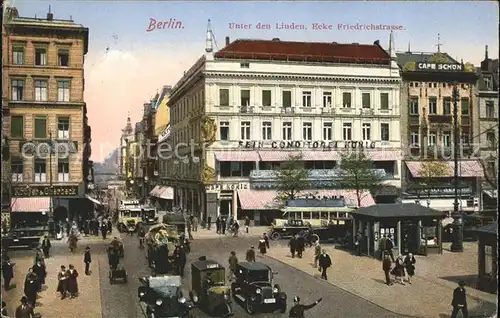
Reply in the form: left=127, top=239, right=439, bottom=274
left=282, top=122, right=292, bottom=140
left=58, top=50, right=69, bottom=66
left=410, top=132, right=419, bottom=146
left=35, top=80, right=48, bottom=101
left=443, top=97, right=452, bottom=115
left=11, top=79, right=24, bottom=101
left=262, top=122, right=272, bottom=140
left=486, top=132, right=496, bottom=148
left=302, top=122, right=312, bottom=140
left=380, top=123, right=390, bottom=141
left=486, top=101, right=495, bottom=118
left=35, top=48, right=47, bottom=66
left=343, top=123, right=352, bottom=141
left=409, top=97, right=419, bottom=115
left=10, top=116, right=24, bottom=138
left=34, top=116, right=47, bottom=138
left=240, top=62, right=249, bottom=69
left=484, top=77, right=492, bottom=90
left=429, top=97, right=437, bottom=114
left=34, top=159, right=47, bottom=182
left=220, top=121, right=229, bottom=141
left=11, top=159, right=24, bottom=182
left=342, top=92, right=352, bottom=108
left=302, top=91, right=312, bottom=107
left=219, top=89, right=229, bottom=106
left=380, top=93, right=389, bottom=110
left=262, top=90, right=272, bottom=107
left=462, top=132, right=470, bottom=144
left=362, top=93, right=371, bottom=108
left=442, top=133, right=451, bottom=147
left=240, top=89, right=250, bottom=106
left=282, top=90, right=292, bottom=108
left=323, top=122, right=332, bottom=140
left=12, top=47, right=24, bottom=65
left=240, top=121, right=251, bottom=140
left=461, top=98, right=469, bottom=115
left=362, top=123, right=371, bottom=140
left=57, top=80, right=70, bottom=102
left=323, top=92, right=332, bottom=107
left=428, top=133, right=437, bottom=146
left=58, top=160, right=70, bottom=182
left=230, top=162, right=242, bottom=177
left=58, top=117, right=70, bottom=139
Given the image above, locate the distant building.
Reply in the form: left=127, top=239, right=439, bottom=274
left=475, top=45, right=498, bottom=207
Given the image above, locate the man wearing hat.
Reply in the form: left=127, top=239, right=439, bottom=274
left=451, top=280, right=468, bottom=317
left=246, top=246, right=256, bottom=262
left=289, top=296, right=322, bottom=317
left=15, top=296, right=35, bottom=318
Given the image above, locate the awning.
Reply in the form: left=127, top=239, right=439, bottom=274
left=85, top=194, right=102, bottom=205
left=405, top=160, right=484, bottom=178
left=149, top=185, right=163, bottom=197
left=214, top=151, right=260, bottom=161
left=301, top=151, right=339, bottom=161
left=11, top=197, right=50, bottom=212
left=483, top=189, right=498, bottom=198
left=258, top=151, right=302, bottom=161
left=158, top=186, right=174, bottom=200
left=365, top=150, right=402, bottom=160
left=237, top=189, right=375, bottom=210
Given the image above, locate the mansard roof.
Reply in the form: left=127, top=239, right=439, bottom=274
left=396, top=51, right=459, bottom=68
left=214, top=39, right=390, bottom=65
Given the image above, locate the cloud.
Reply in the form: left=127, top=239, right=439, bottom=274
left=84, top=48, right=201, bottom=162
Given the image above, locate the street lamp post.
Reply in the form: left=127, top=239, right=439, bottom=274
left=450, top=84, right=463, bottom=252
left=48, top=132, right=55, bottom=237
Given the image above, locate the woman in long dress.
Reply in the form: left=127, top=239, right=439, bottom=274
left=404, top=253, right=416, bottom=284
left=57, top=265, right=68, bottom=299
left=66, top=264, right=79, bottom=298
left=392, top=255, right=406, bottom=285
left=258, top=236, right=267, bottom=256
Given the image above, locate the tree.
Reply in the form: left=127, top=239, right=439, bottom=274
left=338, top=150, right=384, bottom=207
left=477, top=128, right=498, bottom=191
left=417, top=160, right=451, bottom=204
left=275, top=153, right=309, bottom=200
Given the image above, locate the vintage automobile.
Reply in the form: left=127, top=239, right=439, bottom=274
left=162, top=212, right=186, bottom=234
left=117, top=200, right=143, bottom=232
left=231, top=262, right=287, bottom=314
left=145, top=224, right=180, bottom=273
left=269, top=219, right=321, bottom=241
left=190, top=257, right=233, bottom=316
left=142, top=206, right=159, bottom=225
left=2, top=226, right=48, bottom=249
left=138, top=275, right=196, bottom=318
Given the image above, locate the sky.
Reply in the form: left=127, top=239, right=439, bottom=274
left=7, top=1, right=499, bottom=162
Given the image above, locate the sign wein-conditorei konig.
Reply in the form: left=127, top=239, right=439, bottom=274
left=239, top=140, right=377, bottom=149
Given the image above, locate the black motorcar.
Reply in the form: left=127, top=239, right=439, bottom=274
left=231, top=262, right=287, bottom=314
left=2, top=226, right=47, bottom=249
left=138, top=275, right=196, bottom=318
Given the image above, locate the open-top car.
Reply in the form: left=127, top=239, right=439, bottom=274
left=231, top=262, right=286, bottom=314
left=190, top=256, right=233, bottom=316
left=145, top=224, right=180, bottom=274
left=138, top=275, right=196, bottom=318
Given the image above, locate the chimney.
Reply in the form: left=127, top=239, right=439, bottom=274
left=225, top=36, right=230, bottom=46
left=272, top=38, right=280, bottom=41
left=47, top=5, right=53, bottom=20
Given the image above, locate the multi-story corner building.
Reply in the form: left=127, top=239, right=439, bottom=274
left=2, top=7, right=91, bottom=227
left=475, top=45, right=498, bottom=207
left=131, top=121, right=144, bottom=195
left=397, top=46, right=484, bottom=212
left=163, top=28, right=403, bottom=223
left=119, top=115, right=134, bottom=188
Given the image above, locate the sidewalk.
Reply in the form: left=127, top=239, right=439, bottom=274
left=191, top=225, right=269, bottom=239
left=2, top=243, right=103, bottom=318
left=266, top=242, right=497, bottom=318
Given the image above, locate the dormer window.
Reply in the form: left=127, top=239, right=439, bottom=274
left=484, top=77, right=492, bottom=90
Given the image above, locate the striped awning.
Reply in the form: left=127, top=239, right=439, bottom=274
left=11, top=197, right=51, bottom=212
left=237, top=189, right=375, bottom=210
left=158, top=187, right=174, bottom=200
left=258, top=151, right=302, bottom=161
left=214, top=151, right=260, bottom=161
left=149, top=185, right=163, bottom=196
left=85, top=194, right=102, bottom=205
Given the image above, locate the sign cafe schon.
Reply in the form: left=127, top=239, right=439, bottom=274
left=12, top=185, right=79, bottom=197
left=239, top=140, right=377, bottom=149
left=416, top=63, right=464, bottom=71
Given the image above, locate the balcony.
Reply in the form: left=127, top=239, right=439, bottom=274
left=409, top=115, right=420, bottom=126
left=239, top=106, right=254, bottom=113
left=428, top=114, right=452, bottom=124
left=361, top=108, right=374, bottom=115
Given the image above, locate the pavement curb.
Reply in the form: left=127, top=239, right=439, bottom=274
left=265, top=254, right=420, bottom=318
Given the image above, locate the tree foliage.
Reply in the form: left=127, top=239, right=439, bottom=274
left=418, top=160, right=451, bottom=197
left=275, top=153, right=309, bottom=200
left=338, top=150, right=383, bottom=207
left=478, top=129, right=498, bottom=190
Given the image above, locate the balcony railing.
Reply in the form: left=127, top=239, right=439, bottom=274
left=409, top=115, right=420, bottom=126
left=428, top=114, right=452, bottom=124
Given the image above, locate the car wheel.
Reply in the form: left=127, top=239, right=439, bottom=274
left=270, top=232, right=281, bottom=240
left=312, top=234, right=320, bottom=243
left=245, top=297, right=255, bottom=315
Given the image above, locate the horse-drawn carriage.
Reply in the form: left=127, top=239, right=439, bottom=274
left=107, top=241, right=127, bottom=284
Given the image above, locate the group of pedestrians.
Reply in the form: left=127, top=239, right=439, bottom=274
left=382, top=251, right=416, bottom=285
left=56, top=264, right=79, bottom=299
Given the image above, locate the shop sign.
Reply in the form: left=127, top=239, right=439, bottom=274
left=158, top=126, right=171, bottom=143
left=12, top=185, right=79, bottom=197
left=406, top=187, right=472, bottom=196
left=239, top=140, right=376, bottom=149
left=416, top=63, right=463, bottom=71
left=205, top=183, right=249, bottom=191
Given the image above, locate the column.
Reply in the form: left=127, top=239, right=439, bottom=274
left=492, top=243, right=497, bottom=285
left=478, top=240, right=485, bottom=278
left=417, top=220, right=422, bottom=252
left=352, top=219, right=357, bottom=246
left=397, top=220, right=402, bottom=256
left=232, top=191, right=238, bottom=220
left=367, top=221, right=371, bottom=256
left=373, top=221, right=380, bottom=255
left=190, top=189, right=196, bottom=215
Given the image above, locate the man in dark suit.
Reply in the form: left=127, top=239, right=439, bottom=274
left=317, top=250, right=332, bottom=280
left=41, top=236, right=51, bottom=258
left=451, top=280, right=468, bottom=317
left=15, top=296, right=35, bottom=318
